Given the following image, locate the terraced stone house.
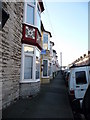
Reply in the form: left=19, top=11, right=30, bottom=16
left=1, top=0, right=44, bottom=110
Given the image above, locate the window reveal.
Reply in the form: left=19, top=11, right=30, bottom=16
left=36, top=49, right=40, bottom=79
left=37, top=3, right=41, bottom=32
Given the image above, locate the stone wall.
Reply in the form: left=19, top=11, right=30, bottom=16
left=20, top=82, right=40, bottom=98
left=41, top=78, right=50, bottom=84
left=2, top=2, right=23, bottom=109
left=0, top=30, right=2, bottom=119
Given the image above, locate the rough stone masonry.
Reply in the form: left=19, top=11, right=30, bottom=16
left=1, top=2, right=23, bottom=109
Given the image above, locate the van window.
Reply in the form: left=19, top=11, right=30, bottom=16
left=89, top=71, right=90, bottom=82
left=75, top=71, right=87, bottom=84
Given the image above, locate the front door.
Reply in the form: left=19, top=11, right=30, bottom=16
left=43, top=60, right=48, bottom=77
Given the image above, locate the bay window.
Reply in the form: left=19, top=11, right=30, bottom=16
left=24, top=0, right=41, bottom=33
left=43, top=33, right=50, bottom=50
left=20, top=44, right=41, bottom=82
left=43, top=33, right=48, bottom=50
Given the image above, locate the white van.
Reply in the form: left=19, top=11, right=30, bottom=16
left=68, top=65, right=90, bottom=102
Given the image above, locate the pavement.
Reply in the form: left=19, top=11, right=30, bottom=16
left=2, top=71, right=74, bottom=119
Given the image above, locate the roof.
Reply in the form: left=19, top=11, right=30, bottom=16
left=53, top=49, right=57, bottom=54
left=41, top=21, right=52, bottom=37
left=44, top=30, right=52, bottom=37
left=41, top=21, right=45, bottom=31
left=50, top=41, right=54, bottom=46
left=88, top=51, right=90, bottom=55
left=70, top=64, right=90, bottom=68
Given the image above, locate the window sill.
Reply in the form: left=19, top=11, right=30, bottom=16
left=42, top=76, right=49, bottom=78
left=20, top=79, right=40, bottom=83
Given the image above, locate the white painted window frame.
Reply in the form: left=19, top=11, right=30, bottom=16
left=20, top=44, right=40, bottom=83
left=42, top=59, right=49, bottom=78
left=35, top=47, right=41, bottom=81
left=43, top=32, right=50, bottom=51
left=23, top=0, right=41, bottom=33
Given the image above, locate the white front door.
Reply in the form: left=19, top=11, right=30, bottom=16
left=43, top=60, right=48, bottom=77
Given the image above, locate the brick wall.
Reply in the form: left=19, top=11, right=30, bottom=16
left=2, top=2, right=23, bottom=109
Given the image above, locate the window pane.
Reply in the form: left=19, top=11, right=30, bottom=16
left=43, top=44, right=48, bottom=50
left=43, top=34, right=48, bottom=44
left=26, top=4, right=34, bottom=25
left=25, top=26, right=35, bottom=39
left=36, top=50, right=40, bottom=79
left=43, top=34, right=48, bottom=50
left=24, top=56, right=33, bottom=79
left=75, top=71, right=87, bottom=84
left=24, top=46, right=34, bottom=54
left=43, top=60, right=48, bottom=76
left=36, top=49, right=40, bottom=58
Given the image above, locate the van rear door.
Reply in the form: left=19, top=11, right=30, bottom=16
left=74, top=68, right=88, bottom=99
left=88, top=69, right=90, bottom=84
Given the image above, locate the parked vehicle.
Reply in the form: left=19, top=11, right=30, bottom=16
left=68, top=65, right=90, bottom=104
left=65, top=70, right=70, bottom=87
left=82, top=84, right=90, bottom=120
